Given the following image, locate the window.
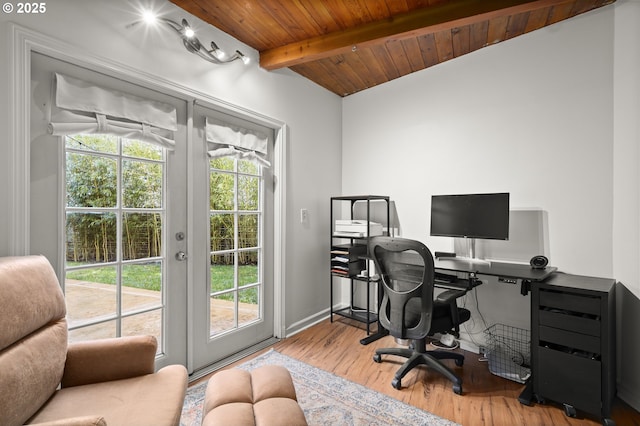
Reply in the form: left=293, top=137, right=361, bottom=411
left=209, top=156, right=263, bottom=336
left=64, top=134, right=166, bottom=347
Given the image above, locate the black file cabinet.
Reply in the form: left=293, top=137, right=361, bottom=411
left=531, top=273, right=616, bottom=426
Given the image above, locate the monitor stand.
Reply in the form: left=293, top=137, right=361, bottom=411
left=459, top=238, right=491, bottom=266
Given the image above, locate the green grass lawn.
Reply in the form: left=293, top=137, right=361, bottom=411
left=66, top=262, right=258, bottom=303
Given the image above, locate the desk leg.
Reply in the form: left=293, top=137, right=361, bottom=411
left=518, top=279, right=535, bottom=404
left=518, top=379, right=534, bottom=406
left=361, top=277, right=388, bottom=345
left=360, top=328, right=388, bottom=345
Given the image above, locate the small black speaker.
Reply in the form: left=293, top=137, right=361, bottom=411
left=530, top=255, right=548, bottom=269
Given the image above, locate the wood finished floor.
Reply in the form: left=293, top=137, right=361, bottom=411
left=203, top=318, right=640, bottom=426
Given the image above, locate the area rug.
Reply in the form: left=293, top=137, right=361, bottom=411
left=180, top=349, right=459, bottom=426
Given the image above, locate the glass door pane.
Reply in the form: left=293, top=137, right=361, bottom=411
left=64, top=135, right=165, bottom=350
left=209, top=157, right=262, bottom=337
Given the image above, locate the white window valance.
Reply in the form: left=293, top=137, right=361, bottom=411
left=47, top=73, right=177, bottom=149
left=206, top=118, right=270, bottom=167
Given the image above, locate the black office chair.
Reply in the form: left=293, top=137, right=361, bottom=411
left=369, top=237, right=471, bottom=395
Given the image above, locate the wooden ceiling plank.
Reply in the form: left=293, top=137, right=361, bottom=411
left=259, top=0, right=581, bottom=70
left=402, top=37, right=428, bottom=71
left=363, top=0, right=394, bottom=21
left=262, top=0, right=327, bottom=42
left=547, top=3, right=575, bottom=24
left=370, top=44, right=403, bottom=80
left=345, top=0, right=376, bottom=25
left=417, top=32, right=441, bottom=67
left=487, top=15, right=510, bottom=45
left=386, top=0, right=416, bottom=15
left=331, top=54, right=371, bottom=94
left=292, top=60, right=353, bottom=95
left=188, top=0, right=282, bottom=49
left=296, top=0, right=343, bottom=34
left=434, top=30, right=454, bottom=63
left=452, top=25, right=471, bottom=57
left=570, top=0, right=597, bottom=15
left=343, top=49, right=387, bottom=90
left=570, top=0, right=609, bottom=16
left=524, top=7, right=552, bottom=31
left=357, top=46, right=397, bottom=83
left=505, top=12, right=530, bottom=39
left=385, top=39, right=414, bottom=76
left=323, top=0, right=371, bottom=27
left=469, top=20, right=490, bottom=51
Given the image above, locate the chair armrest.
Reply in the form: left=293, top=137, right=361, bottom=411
left=435, top=289, right=467, bottom=304
left=28, top=416, right=106, bottom=426
left=61, top=335, right=157, bottom=388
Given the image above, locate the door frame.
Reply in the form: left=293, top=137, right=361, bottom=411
left=8, top=23, right=287, bottom=374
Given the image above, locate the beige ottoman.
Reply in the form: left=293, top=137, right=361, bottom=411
left=201, top=365, right=307, bottom=426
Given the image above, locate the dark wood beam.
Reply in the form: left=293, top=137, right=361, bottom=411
left=259, top=0, right=577, bottom=70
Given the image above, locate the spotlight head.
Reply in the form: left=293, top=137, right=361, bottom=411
left=142, top=10, right=157, bottom=24
left=237, top=51, right=250, bottom=65
left=181, top=19, right=195, bottom=38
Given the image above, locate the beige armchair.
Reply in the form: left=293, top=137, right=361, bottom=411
left=0, top=255, right=188, bottom=426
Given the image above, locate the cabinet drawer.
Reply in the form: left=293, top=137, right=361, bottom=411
left=539, top=309, right=600, bottom=336
left=538, top=290, right=600, bottom=316
left=539, top=326, right=600, bottom=354
left=536, top=346, right=601, bottom=415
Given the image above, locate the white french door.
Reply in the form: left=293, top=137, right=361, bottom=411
left=30, top=52, right=188, bottom=368
left=190, top=105, right=275, bottom=372
left=28, top=50, right=278, bottom=375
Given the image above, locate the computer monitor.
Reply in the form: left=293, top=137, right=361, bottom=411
left=430, top=192, right=510, bottom=259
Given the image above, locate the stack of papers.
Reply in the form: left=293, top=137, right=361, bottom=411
left=334, top=220, right=383, bottom=237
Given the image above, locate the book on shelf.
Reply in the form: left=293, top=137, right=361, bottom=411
left=330, top=249, right=349, bottom=255
left=330, top=261, right=365, bottom=277
left=333, top=231, right=367, bottom=238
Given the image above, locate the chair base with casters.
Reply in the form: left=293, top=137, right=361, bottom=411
left=373, top=338, right=465, bottom=394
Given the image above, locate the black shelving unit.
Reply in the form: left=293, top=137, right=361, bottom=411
left=330, top=195, right=390, bottom=337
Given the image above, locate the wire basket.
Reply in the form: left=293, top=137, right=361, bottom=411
left=484, top=324, right=531, bottom=384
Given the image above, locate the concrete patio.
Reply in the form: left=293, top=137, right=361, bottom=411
left=64, top=280, right=259, bottom=343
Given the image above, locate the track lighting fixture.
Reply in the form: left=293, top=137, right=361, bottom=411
left=138, top=11, right=249, bottom=65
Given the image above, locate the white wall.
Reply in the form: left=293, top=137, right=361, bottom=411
left=613, top=0, right=640, bottom=410
left=343, top=1, right=640, bottom=410
left=343, top=9, right=614, bottom=277
left=0, top=0, right=341, bottom=333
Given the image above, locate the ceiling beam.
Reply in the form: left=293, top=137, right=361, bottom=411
left=259, top=0, right=576, bottom=70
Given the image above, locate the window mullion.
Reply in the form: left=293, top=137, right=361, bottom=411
left=116, top=137, right=123, bottom=337
left=234, top=160, right=240, bottom=328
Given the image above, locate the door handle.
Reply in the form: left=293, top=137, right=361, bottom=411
left=175, top=251, right=187, bottom=261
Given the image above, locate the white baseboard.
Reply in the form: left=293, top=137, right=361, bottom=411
left=285, top=308, right=331, bottom=337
